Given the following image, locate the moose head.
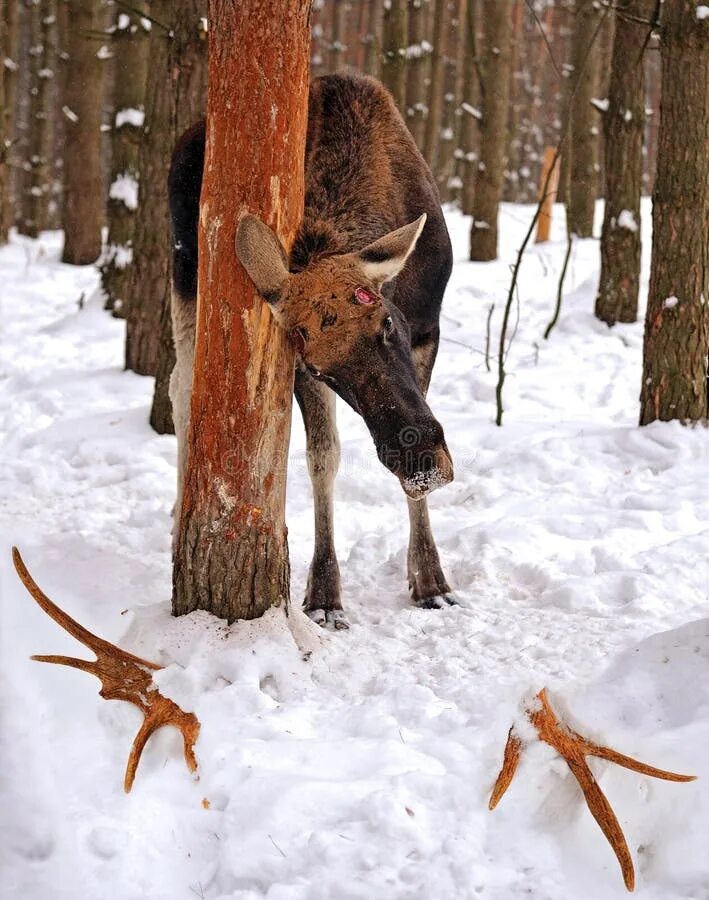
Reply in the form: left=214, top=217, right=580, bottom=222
left=235, top=213, right=453, bottom=500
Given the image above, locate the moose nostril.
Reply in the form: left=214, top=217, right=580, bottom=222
left=401, top=445, right=453, bottom=500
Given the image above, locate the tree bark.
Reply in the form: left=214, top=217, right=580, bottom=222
left=328, top=0, right=347, bottom=71
left=363, top=0, right=383, bottom=77
left=422, top=0, right=446, bottom=171
left=405, top=0, right=429, bottom=150
left=382, top=0, right=408, bottom=112
left=566, top=0, right=603, bottom=238
left=172, top=0, right=310, bottom=622
left=61, top=0, right=103, bottom=264
left=100, top=1, right=149, bottom=313
left=147, top=3, right=207, bottom=432
left=458, top=0, right=480, bottom=215
left=469, top=0, right=515, bottom=261
left=639, top=1, right=708, bottom=425
left=437, top=0, right=466, bottom=203
left=595, top=1, right=651, bottom=326
left=125, top=1, right=206, bottom=378
left=0, top=0, right=7, bottom=243
left=1, top=0, right=19, bottom=241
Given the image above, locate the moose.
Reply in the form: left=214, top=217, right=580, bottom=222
left=168, top=72, right=456, bottom=628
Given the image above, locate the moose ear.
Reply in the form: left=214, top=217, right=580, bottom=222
left=355, top=213, right=427, bottom=286
left=235, top=214, right=290, bottom=308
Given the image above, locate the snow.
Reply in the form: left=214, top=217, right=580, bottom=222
left=2, top=203, right=709, bottom=899
left=109, top=173, right=139, bottom=211
left=115, top=107, right=145, bottom=129
left=591, top=97, right=609, bottom=113
left=663, top=296, right=679, bottom=309
left=697, top=5, right=709, bottom=20
left=616, top=209, right=638, bottom=232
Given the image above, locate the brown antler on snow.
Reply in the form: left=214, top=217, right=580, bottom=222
left=12, top=547, right=200, bottom=792
left=489, top=688, right=695, bottom=891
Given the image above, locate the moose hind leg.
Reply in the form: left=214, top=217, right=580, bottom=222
left=406, top=333, right=456, bottom=608
left=294, top=368, right=346, bottom=629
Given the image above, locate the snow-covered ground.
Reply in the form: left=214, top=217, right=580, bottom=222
left=2, top=203, right=708, bottom=900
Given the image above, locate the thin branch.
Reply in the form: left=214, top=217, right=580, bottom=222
left=484, top=304, right=494, bottom=372
left=543, top=232, right=573, bottom=340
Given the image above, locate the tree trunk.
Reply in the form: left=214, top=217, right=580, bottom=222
left=458, top=0, right=480, bottom=215
left=363, top=0, right=383, bottom=77
left=124, top=1, right=206, bottom=376
left=422, top=0, right=447, bottom=171
left=173, top=0, right=309, bottom=622
left=61, top=0, right=103, bottom=264
left=595, top=1, right=651, bottom=326
left=100, top=2, right=150, bottom=313
left=328, top=0, right=347, bottom=71
left=382, top=0, right=408, bottom=112
left=20, top=0, right=55, bottom=238
left=405, top=0, right=429, bottom=150
left=436, top=0, right=466, bottom=203
left=469, top=0, right=515, bottom=261
left=147, top=2, right=207, bottom=432
left=566, top=0, right=602, bottom=238
left=1, top=0, right=20, bottom=241
left=639, top=1, right=708, bottom=426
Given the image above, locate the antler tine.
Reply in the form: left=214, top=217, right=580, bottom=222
left=12, top=546, right=159, bottom=670
left=490, top=687, right=696, bottom=892
left=12, top=546, right=200, bottom=792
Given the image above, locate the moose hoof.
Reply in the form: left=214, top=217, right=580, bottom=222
left=305, top=608, right=350, bottom=630
left=415, top=593, right=460, bottom=610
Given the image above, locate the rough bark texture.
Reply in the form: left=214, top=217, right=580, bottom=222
left=469, top=0, right=515, bottom=261
left=437, top=0, right=466, bottom=203
left=382, top=0, right=408, bottom=112
left=362, top=0, right=383, bottom=77
left=566, top=0, right=602, bottom=238
left=328, top=0, right=347, bottom=71
left=147, top=2, right=207, bottom=432
left=61, top=0, right=103, bottom=264
left=172, top=0, right=310, bottom=622
left=595, top=1, right=650, bottom=326
left=639, top=2, right=708, bottom=426
left=422, top=0, right=446, bottom=171
left=405, top=0, right=428, bottom=150
left=125, top=1, right=206, bottom=378
left=1, top=0, right=19, bottom=241
left=458, top=0, right=480, bottom=216
left=100, top=2, right=149, bottom=313
left=21, top=0, right=54, bottom=238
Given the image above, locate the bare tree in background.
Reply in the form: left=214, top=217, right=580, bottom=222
left=362, top=0, right=383, bottom=77
left=100, top=2, right=150, bottom=313
left=639, top=1, right=708, bottom=425
left=61, top=0, right=103, bottom=264
left=566, top=0, right=602, bottom=238
left=173, top=0, right=310, bottom=622
left=595, top=0, right=652, bottom=326
left=124, top=1, right=207, bottom=383
left=1, top=0, right=20, bottom=242
left=406, top=0, right=429, bottom=150
left=458, top=0, right=479, bottom=215
left=382, top=0, right=408, bottom=111
left=422, top=0, right=447, bottom=171
left=469, top=0, right=515, bottom=261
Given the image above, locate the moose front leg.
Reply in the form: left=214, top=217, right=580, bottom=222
left=406, top=333, right=456, bottom=608
left=294, top=368, right=347, bottom=629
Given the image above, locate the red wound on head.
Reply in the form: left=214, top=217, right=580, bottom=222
left=354, top=286, right=378, bottom=305
left=289, top=327, right=307, bottom=355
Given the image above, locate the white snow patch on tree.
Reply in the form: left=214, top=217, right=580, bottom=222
left=109, top=174, right=139, bottom=211
left=115, top=107, right=145, bottom=128
left=591, top=97, right=609, bottom=112
left=697, top=5, right=709, bottom=20
left=617, top=209, right=638, bottom=232
left=663, top=296, right=679, bottom=309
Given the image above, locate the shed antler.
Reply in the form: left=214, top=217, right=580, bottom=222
left=12, top=547, right=200, bottom=792
left=489, top=688, right=695, bottom=891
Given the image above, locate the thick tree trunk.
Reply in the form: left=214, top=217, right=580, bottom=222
left=172, top=0, right=309, bottom=622
left=124, top=1, right=206, bottom=376
left=469, top=0, right=515, bottom=261
left=382, top=0, right=408, bottom=111
left=566, top=0, right=602, bottom=238
left=328, top=0, right=347, bottom=71
left=639, top=1, right=708, bottom=426
left=147, top=2, right=207, bottom=432
left=405, top=0, right=428, bottom=150
left=1, top=0, right=19, bottom=241
left=100, top=2, right=149, bottom=313
left=363, top=0, right=383, bottom=77
left=595, top=1, right=651, bottom=326
left=61, top=0, right=103, bottom=264
left=422, top=0, right=446, bottom=171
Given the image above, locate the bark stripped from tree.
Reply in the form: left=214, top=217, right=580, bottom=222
left=566, top=0, right=602, bottom=238
left=61, top=0, right=103, bottom=264
left=172, top=0, right=310, bottom=622
left=100, top=1, right=150, bottom=313
left=469, top=0, right=516, bottom=261
left=595, top=0, right=651, bottom=326
left=639, top=1, right=708, bottom=426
